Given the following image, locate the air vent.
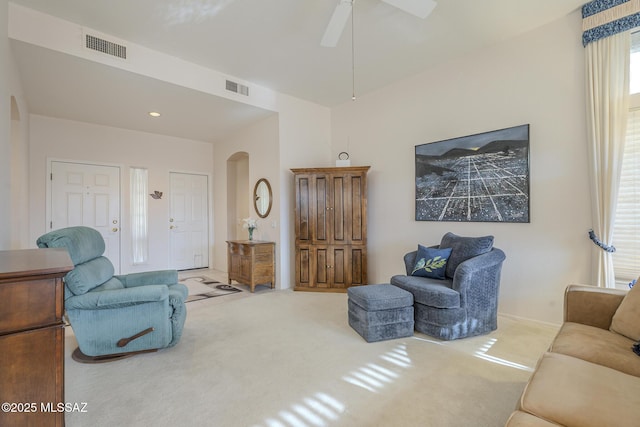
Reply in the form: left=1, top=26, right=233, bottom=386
left=85, top=33, right=127, bottom=59
left=226, top=80, right=249, bottom=96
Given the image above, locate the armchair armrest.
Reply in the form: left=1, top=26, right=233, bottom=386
left=116, top=270, right=178, bottom=288
left=452, top=248, right=506, bottom=293
left=564, top=284, right=626, bottom=329
left=65, top=285, right=169, bottom=310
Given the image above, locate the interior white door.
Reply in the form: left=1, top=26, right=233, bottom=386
left=50, top=161, right=121, bottom=272
left=169, top=172, right=209, bottom=270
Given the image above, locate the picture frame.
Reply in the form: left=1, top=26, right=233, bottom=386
left=415, top=124, right=530, bottom=223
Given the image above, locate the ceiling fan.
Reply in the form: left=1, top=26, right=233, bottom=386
left=320, top=0, right=437, bottom=47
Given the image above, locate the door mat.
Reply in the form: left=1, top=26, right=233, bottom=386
left=180, top=276, right=242, bottom=302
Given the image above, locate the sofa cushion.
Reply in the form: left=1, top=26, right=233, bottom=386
left=410, top=245, right=451, bottom=280
left=64, top=256, right=115, bottom=295
left=519, top=352, right=640, bottom=427
left=550, top=322, right=640, bottom=377
left=505, top=411, right=561, bottom=427
left=347, top=284, right=413, bottom=311
left=610, top=280, right=640, bottom=341
left=390, top=275, right=460, bottom=308
left=439, top=232, right=494, bottom=278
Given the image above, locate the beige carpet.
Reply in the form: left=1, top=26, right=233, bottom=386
left=63, top=289, right=558, bottom=427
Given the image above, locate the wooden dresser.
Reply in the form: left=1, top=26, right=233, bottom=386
left=226, top=240, right=275, bottom=292
left=291, top=166, right=369, bottom=292
left=0, top=248, right=73, bottom=427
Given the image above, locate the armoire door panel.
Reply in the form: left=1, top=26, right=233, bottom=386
left=351, top=175, right=364, bottom=243
left=314, top=176, right=329, bottom=243
left=296, top=177, right=311, bottom=243
left=332, top=175, right=345, bottom=243
left=331, top=247, right=347, bottom=288
left=314, top=247, right=329, bottom=288
left=350, top=247, right=367, bottom=286
left=295, top=246, right=312, bottom=287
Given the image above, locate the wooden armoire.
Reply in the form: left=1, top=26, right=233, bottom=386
left=291, top=166, right=369, bottom=292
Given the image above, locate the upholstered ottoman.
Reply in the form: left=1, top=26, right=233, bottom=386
left=347, top=284, right=414, bottom=342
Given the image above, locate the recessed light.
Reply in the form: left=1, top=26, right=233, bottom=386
left=149, top=111, right=161, bottom=117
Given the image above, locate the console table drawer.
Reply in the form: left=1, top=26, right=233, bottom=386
left=0, top=278, right=63, bottom=334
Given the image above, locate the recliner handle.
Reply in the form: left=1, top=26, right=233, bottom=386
left=117, top=327, right=154, bottom=348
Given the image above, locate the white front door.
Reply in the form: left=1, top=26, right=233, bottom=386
left=169, top=172, right=209, bottom=270
left=50, top=161, right=121, bottom=272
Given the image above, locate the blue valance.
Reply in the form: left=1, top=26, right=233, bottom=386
left=582, top=0, right=640, bottom=46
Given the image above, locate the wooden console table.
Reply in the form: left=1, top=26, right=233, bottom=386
left=226, top=240, right=275, bottom=292
left=0, top=248, right=73, bottom=427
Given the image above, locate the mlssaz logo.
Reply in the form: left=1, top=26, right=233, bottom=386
left=41, top=402, right=89, bottom=413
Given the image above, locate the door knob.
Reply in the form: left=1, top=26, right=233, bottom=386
left=170, top=225, right=177, bottom=229
left=112, top=227, right=119, bottom=232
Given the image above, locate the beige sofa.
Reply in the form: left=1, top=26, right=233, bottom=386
left=505, top=284, right=640, bottom=427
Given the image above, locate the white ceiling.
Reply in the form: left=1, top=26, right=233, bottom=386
left=9, top=0, right=586, bottom=143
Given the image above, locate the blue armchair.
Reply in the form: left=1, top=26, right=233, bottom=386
left=390, top=232, right=505, bottom=340
left=37, top=226, right=187, bottom=362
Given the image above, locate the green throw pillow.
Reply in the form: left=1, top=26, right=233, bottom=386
left=411, top=245, right=452, bottom=280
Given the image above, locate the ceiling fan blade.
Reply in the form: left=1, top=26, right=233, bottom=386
left=381, top=0, right=437, bottom=19
left=320, top=0, right=353, bottom=47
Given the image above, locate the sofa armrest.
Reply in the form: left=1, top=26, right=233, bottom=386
left=453, top=248, right=506, bottom=293
left=65, top=285, right=169, bottom=310
left=564, top=284, right=626, bottom=329
left=116, top=270, right=178, bottom=288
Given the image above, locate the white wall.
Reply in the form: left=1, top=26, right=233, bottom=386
left=213, top=115, right=281, bottom=283
left=28, top=115, right=214, bottom=273
left=331, top=11, right=589, bottom=324
left=0, top=0, right=10, bottom=249
left=0, top=0, right=30, bottom=250
left=277, top=96, right=332, bottom=289
left=213, top=97, right=332, bottom=291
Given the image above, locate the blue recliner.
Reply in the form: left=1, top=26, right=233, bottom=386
left=37, top=226, right=187, bottom=362
left=391, top=232, right=505, bottom=340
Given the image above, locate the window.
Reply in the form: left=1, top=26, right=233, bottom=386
left=631, top=31, right=640, bottom=94
left=130, top=167, right=148, bottom=265
left=613, top=31, right=640, bottom=287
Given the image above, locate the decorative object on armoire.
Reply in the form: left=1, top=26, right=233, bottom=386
left=0, top=248, right=72, bottom=427
left=226, top=240, right=275, bottom=292
left=253, top=178, right=272, bottom=218
left=149, top=190, right=163, bottom=199
left=36, top=226, right=188, bottom=362
left=291, top=166, right=370, bottom=292
left=336, top=151, right=351, bottom=167
left=415, top=124, right=530, bottom=223
left=243, top=217, right=257, bottom=240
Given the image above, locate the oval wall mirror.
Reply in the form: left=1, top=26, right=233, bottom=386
left=254, top=178, right=272, bottom=218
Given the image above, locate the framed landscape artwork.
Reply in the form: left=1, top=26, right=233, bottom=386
left=415, top=124, right=530, bottom=223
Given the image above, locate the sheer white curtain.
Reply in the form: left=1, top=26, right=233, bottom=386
left=130, top=167, right=149, bottom=265
left=586, top=32, right=630, bottom=288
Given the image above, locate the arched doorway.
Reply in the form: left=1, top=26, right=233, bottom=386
left=10, top=96, right=27, bottom=249
left=226, top=152, right=249, bottom=240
